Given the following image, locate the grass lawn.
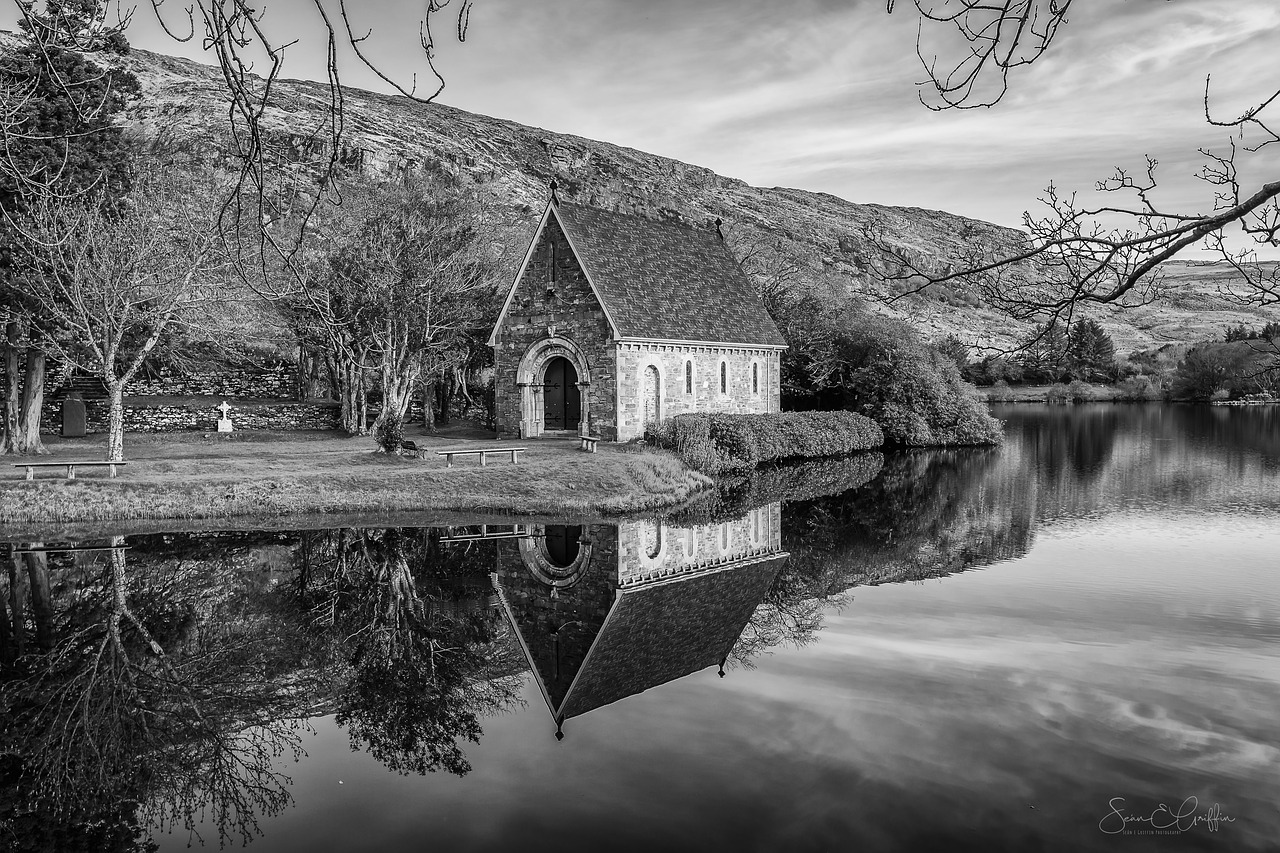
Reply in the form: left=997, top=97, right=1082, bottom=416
left=0, top=426, right=711, bottom=530
left=982, top=383, right=1123, bottom=402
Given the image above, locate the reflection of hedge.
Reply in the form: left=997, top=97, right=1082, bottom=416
left=653, top=411, right=883, bottom=474
left=665, top=452, right=884, bottom=526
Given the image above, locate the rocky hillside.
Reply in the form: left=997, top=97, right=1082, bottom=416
left=59, top=43, right=1280, bottom=352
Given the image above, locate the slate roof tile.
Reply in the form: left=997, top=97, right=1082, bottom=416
left=554, top=201, right=787, bottom=347
left=559, top=556, right=785, bottom=720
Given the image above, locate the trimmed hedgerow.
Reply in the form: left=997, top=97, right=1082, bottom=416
left=652, top=411, right=883, bottom=475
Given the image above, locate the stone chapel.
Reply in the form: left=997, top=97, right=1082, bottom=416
left=488, top=192, right=787, bottom=441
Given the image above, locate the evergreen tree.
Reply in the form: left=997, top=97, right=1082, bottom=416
left=1067, top=319, right=1117, bottom=382
left=1016, top=322, right=1069, bottom=384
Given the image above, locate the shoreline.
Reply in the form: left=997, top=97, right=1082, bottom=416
left=0, top=430, right=713, bottom=535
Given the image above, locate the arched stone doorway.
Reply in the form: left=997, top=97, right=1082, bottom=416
left=543, top=357, right=581, bottom=432
left=515, top=336, right=591, bottom=438
left=519, top=525, right=593, bottom=591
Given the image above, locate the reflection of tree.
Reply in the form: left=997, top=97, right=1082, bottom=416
left=1018, top=405, right=1120, bottom=485
left=295, top=528, right=523, bottom=777
left=1, top=526, right=525, bottom=848
left=1, top=539, right=313, bottom=850
left=783, top=447, right=1034, bottom=591
left=730, top=575, right=837, bottom=670
left=668, top=453, right=884, bottom=526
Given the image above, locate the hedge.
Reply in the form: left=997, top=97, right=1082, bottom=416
left=652, top=411, right=884, bottom=475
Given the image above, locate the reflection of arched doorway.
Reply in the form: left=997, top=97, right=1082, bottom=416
left=519, top=525, right=592, bottom=590
left=543, top=357, right=581, bottom=431
left=544, top=524, right=583, bottom=568
left=642, top=364, right=660, bottom=432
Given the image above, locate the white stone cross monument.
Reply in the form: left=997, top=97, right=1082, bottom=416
left=216, top=400, right=234, bottom=433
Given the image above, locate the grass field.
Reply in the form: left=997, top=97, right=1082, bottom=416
left=981, top=383, right=1123, bottom=403
left=0, top=428, right=712, bottom=530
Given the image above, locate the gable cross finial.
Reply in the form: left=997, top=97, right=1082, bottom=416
left=550, top=179, right=559, bottom=205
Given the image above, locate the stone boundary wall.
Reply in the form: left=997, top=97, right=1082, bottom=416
left=129, top=367, right=297, bottom=399
left=46, top=400, right=339, bottom=434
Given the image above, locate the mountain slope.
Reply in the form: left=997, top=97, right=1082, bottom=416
left=78, top=45, right=1280, bottom=352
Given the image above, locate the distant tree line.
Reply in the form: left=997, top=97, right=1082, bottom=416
left=962, top=317, right=1279, bottom=403
left=961, top=318, right=1117, bottom=386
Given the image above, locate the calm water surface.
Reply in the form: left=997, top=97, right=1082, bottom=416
left=2, top=404, right=1277, bottom=852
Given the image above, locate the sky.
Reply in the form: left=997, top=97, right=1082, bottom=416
left=14, top=1, right=1280, bottom=239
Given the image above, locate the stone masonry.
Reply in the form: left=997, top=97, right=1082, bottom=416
left=492, top=217, right=618, bottom=440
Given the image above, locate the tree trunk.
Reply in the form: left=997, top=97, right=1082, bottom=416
left=422, top=379, right=437, bottom=432
left=2, top=321, right=20, bottom=455
left=437, top=378, right=453, bottom=426
left=106, top=381, right=125, bottom=462
left=8, top=558, right=27, bottom=659
left=24, top=549, right=53, bottom=652
left=357, top=371, right=369, bottom=436
left=17, top=348, right=47, bottom=454
left=0, top=575, right=14, bottom=668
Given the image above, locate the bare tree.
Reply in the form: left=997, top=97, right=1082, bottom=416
left=884, top=0, right=1280, bottom=318
left=13, top=168, right=229, bottom=461
left=284, top=179, right=495, bottom=447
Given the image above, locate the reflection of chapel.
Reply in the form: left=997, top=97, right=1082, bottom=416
left=488, top=191, right=787, bottom=441
left=490, top=506, right=787, bottom=736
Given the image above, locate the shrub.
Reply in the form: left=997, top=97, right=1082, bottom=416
left=654, top=411, right=883, bottom=474
left=1171, top=346, right=1241, bottom=400
left=766, top=296, right=1003, bottom=447
left=987, top=380, right=1015, bottom=403
left=1045, top=383, right=1071, bottom=404
left=374, top=416, right=404, bottom=453
left=1115, top=375, right=1161, bottom=401
left=1067, top=380, right=1094, bottom=403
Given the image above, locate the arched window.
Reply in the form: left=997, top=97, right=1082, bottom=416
left=685, top=360, right=693, bottom=395
left=720, top=361, right=727, bottom=394
left=642, top=520, right=662, bottom=560
left=752, top=362, right=759, bottom=395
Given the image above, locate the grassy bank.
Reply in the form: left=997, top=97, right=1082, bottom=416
left=982, top=382, right=1123, bottom=403
left=0, top=430, right=712, bottom=529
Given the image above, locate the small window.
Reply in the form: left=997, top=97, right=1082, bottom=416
left=752, top=363, right=759, bottom=395
left=720, top=361, right=727, bottom=394
left=685, top=360, right=693, bottom=395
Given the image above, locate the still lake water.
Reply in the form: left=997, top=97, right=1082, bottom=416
left=2, top=404, right=1278, bottom=852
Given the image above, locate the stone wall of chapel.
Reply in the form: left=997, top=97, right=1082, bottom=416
left=492, top=217, right=618, bottom=440
left=493, top=525, right=621, bottom=704
left=615, top=344, right=780, bottom=441
left=616, top=502, right=784, bottom=587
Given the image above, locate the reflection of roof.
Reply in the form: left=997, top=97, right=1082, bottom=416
left=537, top=555, right=784, bottom=721
left=553, top=201, right=787, bottom=347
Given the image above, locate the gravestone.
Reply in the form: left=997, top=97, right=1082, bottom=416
left=216, top=400, right=234, bottom=433
left=61, top=393, right=87, bottom=437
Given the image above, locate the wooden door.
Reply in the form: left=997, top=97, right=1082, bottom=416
left=544, top=524, right=582, bottom=568
left=543, top=358, right=580, bottom=431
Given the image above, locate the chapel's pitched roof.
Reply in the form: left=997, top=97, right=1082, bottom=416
left=552, top=201, right=787, bottom=347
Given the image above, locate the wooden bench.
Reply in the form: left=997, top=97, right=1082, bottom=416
left=13, top=460, right=127, bottom=480
left=399, top=439, right=421, bottom=459
left=436, top=447, right=526, bottom=467
left=580, top=435, right=602, bottom=453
